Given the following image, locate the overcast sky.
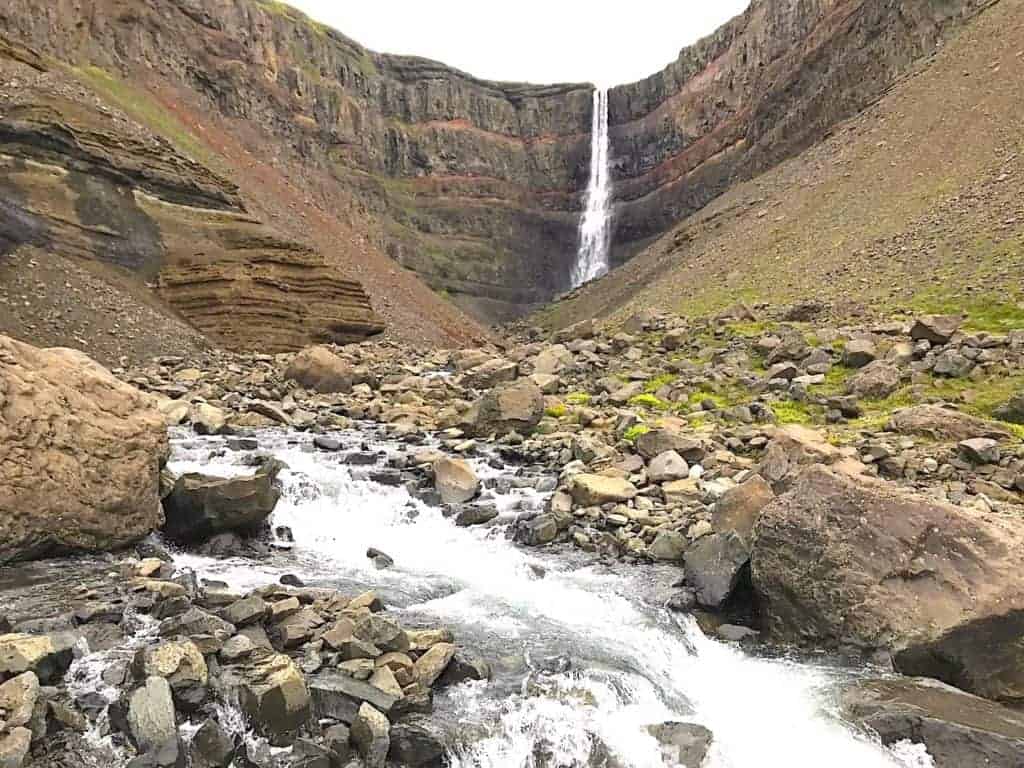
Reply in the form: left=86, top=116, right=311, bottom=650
left=286, top=1, right=750, bottom=87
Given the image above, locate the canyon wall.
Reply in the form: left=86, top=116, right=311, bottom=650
left=0, top=0, right=998, bottom=323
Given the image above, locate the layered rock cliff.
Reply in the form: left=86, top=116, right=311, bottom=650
left=0, top=50, right=383, bottom=352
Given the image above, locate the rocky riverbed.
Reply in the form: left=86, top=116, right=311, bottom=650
left=2, top=305, right=1024, bottom=767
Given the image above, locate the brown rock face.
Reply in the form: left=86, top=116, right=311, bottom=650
left=0, top=335, right=169, bottom=563
left=0, top=89, right=383, bottom=352
left=752, top=465, right=1024, bottom=701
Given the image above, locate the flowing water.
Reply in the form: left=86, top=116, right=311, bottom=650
left=155, top=426, right=936, bottom=768
left=572, top=88, right=613, bottom=288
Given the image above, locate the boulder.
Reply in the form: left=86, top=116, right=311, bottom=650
left=889, top=405, right=1011, bottom=441
left=683, top=532, right=750, bottom=609
left=569, top=475, right=638, bottom=506
left=533, top=345, right=573, bottom=376
left=847, top=360, right=900, bottom=399
left=452, top=504, right=498, bottom=527
left=636, top=428, right=705, bottom=463
left=842, top=339, right=877, bottom=368
left=189, top=719, right=234, bottom=768
left=432, top=458, right=480, bottom=505
left=514, top=514, right=558, bottom=547
left=648, top=530, right=686, bottom=562
left=127, top=677, right=178, bottom=755
left=462, top=359, right=517, bottom=390
left=0, top=335, right=169, bottom=563
left=842, top=678, right=1024, bottom=768
left=161, top=459, right=282, bottom=543
left=711, top=475, right=775, bottom=543
left=413, top=643, right=455, bottom=687
left=0, top=672, right=38, bottom=729
left=752, top=465, right=1024, bottom=702
left=191, top=403, right=227, bottom=436
left=993, top=394, right=1024, bottom=425
left=284, top=346, right=354, bottom=393
left=958, top=438, right=1001, bottom=465
left=757, top=424, right=854, bottom=491
left=135, top=640, right=208, bottom=692
left=645, top=722, right=713, bottom=767
left=309, top=670, right=399, bottom=724
left=224, top=649, right=310, bottom=746
left=351, top=703, right=390, bottom=768
left=0, top=632, right=76, bottom=684
left=354, top=615, right=409, bottom=653
left=647, top=451, right=689, bottom=483
left=388, top=716, right=446, bottom=768
left=467, top=380, right=544, bottom=437
left=910, top=315, right=962, bottom=345
left=223, top=595, right=270, bottom=627
left=0, top=728, right=31, bottom=768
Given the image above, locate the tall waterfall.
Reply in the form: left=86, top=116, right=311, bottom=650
left=571, top=88, right=613, bottom=287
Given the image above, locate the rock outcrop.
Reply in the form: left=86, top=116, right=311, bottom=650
left=0, top=335, right=169, bottom=562
left=752, top=464, right=1024, bottom=701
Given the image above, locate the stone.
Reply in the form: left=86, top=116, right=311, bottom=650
left=646, top=722, right=713, bottom=767
left=437, top=651, right=491, bottom=687
left=191, top=403, right=227, bottom=435
left=993, top=394, right=1024, bottom=425
left=911, top=315, right=962, bottom=345
left=648, top=530, right=686, bottom=562
left=0, top=632, right=76, bottom=684
left=647, top=451, right=690, bottom=483
left=752, top=465, right=1024, bottom=702
left=717, top=625, right=760, bottom=643
left=848, top=360, right=900, bottom=399
left=223, top=595, right=270, bottom=627
left=0, top=728, right=31, bottom=768
left=220, top=635, right=256, bottom=661
left=467, top=380, right=545, bottom=437
left=285, top=346, right=355, bottom=393
left=413, top=642, right=456, bottom=687
left=842, top=339, right=877, bottom=368
left=128, top=677, right=178, bottom=754
left=309, top=670, right=398, bottom=723
left=0, top=336, right=169, bottom=563
left=452, top=504, right=498, bottom=527
left=274, top=608, right=325, bottom=649
left=388, top=716, right=446, bottom=768
left=462, top=358, right=517, bottom=389
left=889, top=405, right=1011, bottom=441
left=683, top=532, right=750, bottom=609
left=161, top=459, right=282, bottom=543
left=324, top=723, right=352, bottom=766
left=189, top=719, right=234, bottom=768
left=354, top=615, right=409, bottom=653
left=958, top=438, right=1001, bottom=465
left=351, top=703, right=391, bottom=768
left=711, top=475, right=775, bottom=543
left=370, top=664, right=403, bottom=699
left=662, top=479, right=702, bottom=506
left=135, top=640, right=208, bottom=691
left=159, top=608, right=234, bottom=640
left=0, top=672, right=39, bottom=729
left=433, top=457, right=480, bottom=505
left=933, top=349, right=973, bottom=378
left=224, top=649, right=310, bottom=746
left=842, top=678, right=1024, bottom=768
left=636, top=428, right=705, bottom=463
left=569, top=475, right=638, bottom=506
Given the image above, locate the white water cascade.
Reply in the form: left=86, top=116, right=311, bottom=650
left=572, top=87, right=613, bottom=287
left=158, top=427, right=936, bottom=768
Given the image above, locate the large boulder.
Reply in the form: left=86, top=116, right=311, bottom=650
left=0, top=335, right=169, bottom=563
left=683, top=532, right=750, bottom=609
left=161, top=459, right=283, bottom=544
left=636, top=428, right=705, bottom=463
left=127, top=676, right=178, bottom=756
left=757, top=424, right=857, bottom=491
left=711, top=475, right=774, bottom=543
left=847, top=360, right=901, bottom=399
left=889, top=405, right=1011, bottom=441
left=0, top=632, right=76, bottom=684
left=752, top=465, right=1024, bottom=702
left=842, top=678, right=1024, bottom=768
left=466, top=380, right=544, bottom=437
left=994, top=394, right=1024, bottom=425
left=432, top=458, right=480, bottom=505
left=284, top=346, right=355, bottom=394
left=569, top=475, right=638, bottom=506
left=222, top=649, right=310, bottom=746
left=645, top=722, right=713, bottom=767
left=910, top=315, right=962, bottom=345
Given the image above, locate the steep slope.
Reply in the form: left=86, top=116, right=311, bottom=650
left=535, top=0, right=1023, bottom=331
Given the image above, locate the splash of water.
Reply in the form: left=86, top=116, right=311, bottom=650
left=572, top=88, right=613, bottom=287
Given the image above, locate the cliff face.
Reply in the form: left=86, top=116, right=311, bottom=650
left=605, top=0, right=997, bottom=262
left=0, top=0, right=593, bottom=321
left=0, top=0, right=997, bottom=324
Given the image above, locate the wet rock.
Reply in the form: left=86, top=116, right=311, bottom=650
left=648, top=530, right=686, bottom=562
left=842, top=678, right=1024, bottom=768
left=354, top=615, right=409, bottom=653
left=569, top=475, right=638, bottom=506
left=134, top=640, right=208, bottom=695
left=0, top=632, right=76, bottom=684
left=161, top=459, right=283, bottom=544
left=220, top=635, right=256, bottom=662
left=289, top=739, right=332, bottom=768
left=352, top=703, right=390, bottom=768
left=285, top=346, right=355, bottom=393
left=646, top=722, right=713, bottom=767
left=0, top=335, right=169, bottom=563
left=189, top=719, right=234, bottom=768
left=389, top=716, right=446, bottom=768
left=0, top=672, right=39, bottom=729
left=191, top=403, right=227, bottom=436
left=0, top=728, right=31, bottom=768
left=717, top=625, right=760, bottom=643
left=911, top=315, right=961, bottom=345
left=223, top=595, right=270, bottom=627
left=514, top=514, right=558, bottom=547
left=752, top=465, right=1024, bottom=702
left=413, top=643, right=455, bottom=687
left=889, top=405, right=1011, bottom=441
left=683, top=532, right=750, bottom=609
left=366, top=548, right=394, bottom=570
left=127, top=677, right=178, bottom=756
left=452, top=504, right=499, bottom=527
left=313, top=436, right=342, bottom=452
left=224, top=649, right=310, bottom=746
left=432, top=457, right=480, bottom=504
left=467, top=380, right=544, bottom=437
left=323, top=723, right=352, bottom=765
left=274, top=608, right=326, bottom=649
left=159, top=608, right=234, bottom=641
left=437, top=650, right=491, bottom=687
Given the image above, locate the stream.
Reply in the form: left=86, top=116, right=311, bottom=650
left=149, top=426, right=937, bottom=768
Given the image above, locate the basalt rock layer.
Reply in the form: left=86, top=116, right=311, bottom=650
left=0, top=63, right=383, bottom=351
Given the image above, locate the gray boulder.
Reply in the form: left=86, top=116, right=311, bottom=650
left=683, top=532, right=750, bottom=609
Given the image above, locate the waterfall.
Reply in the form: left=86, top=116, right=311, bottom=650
left=572, top=88, right=613, bottom=288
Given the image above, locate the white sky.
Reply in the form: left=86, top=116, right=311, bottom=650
left=286, top=1, right=750, bottom=87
